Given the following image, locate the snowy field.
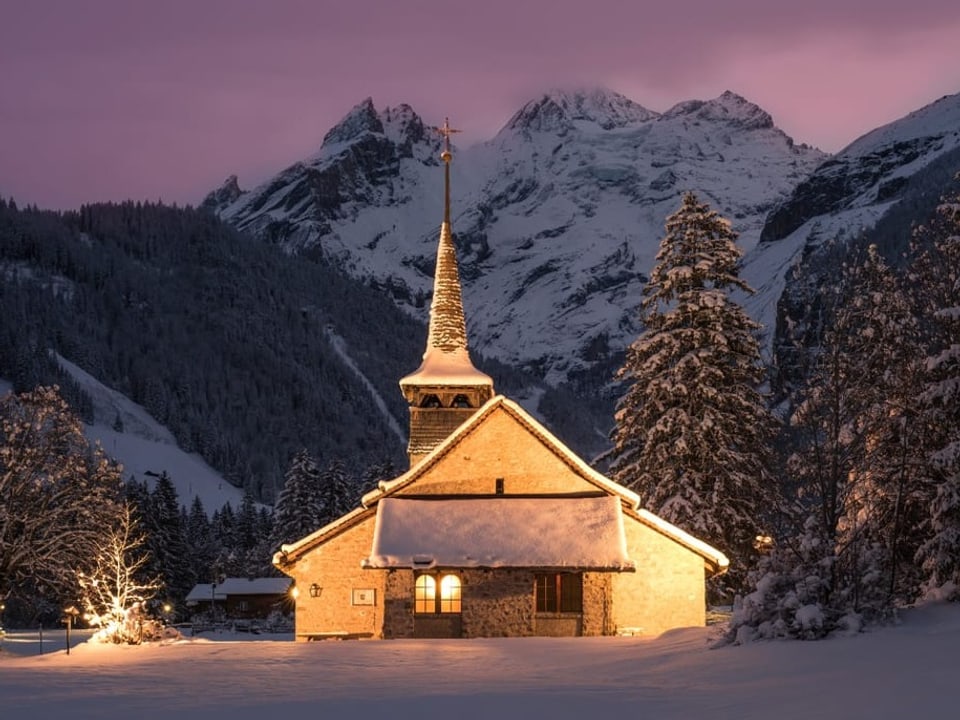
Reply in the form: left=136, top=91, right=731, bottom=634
left=1, top=604, right=957, bottom=720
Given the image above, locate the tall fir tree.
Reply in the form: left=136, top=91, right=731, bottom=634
left=184, top=495, right=217, bottom=586
left=146, top=472, right=194, bottom=605
left=272, top=449, right=323, bottom=550
left=317, top=458, right=355, bottom=528
left=609, top=192, right=775, bottom=595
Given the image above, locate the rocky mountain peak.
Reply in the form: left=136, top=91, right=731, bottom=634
left=381, top=103, right=432, bottom=150
left=502, top=87, right=658, bottom=135
left=201, top=174, right=244, bottom=211
left=322, top=97, right=384, bottom=147
left=663, top=90, right=773, bottom=130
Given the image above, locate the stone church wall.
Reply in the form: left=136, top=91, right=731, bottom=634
left=288, top=514, right=386, bottom=640
left=380, top=568, right=619, bottom=638
left=461, top=569, right=536, bottom=637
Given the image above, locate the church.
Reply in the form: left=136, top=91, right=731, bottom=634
left=273, top=122, right=729, bottom=639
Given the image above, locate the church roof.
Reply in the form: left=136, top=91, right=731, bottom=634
left=276, top=394, right=728, bottom=574
left=361, top=394, right=728, bottom=574
left=362, top=496, right=634, bottom=571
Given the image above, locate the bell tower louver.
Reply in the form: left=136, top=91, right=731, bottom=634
left=399, top=118, right=494, bottom=467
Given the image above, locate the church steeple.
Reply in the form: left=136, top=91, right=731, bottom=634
left=399, top=118, right=494, bottom=467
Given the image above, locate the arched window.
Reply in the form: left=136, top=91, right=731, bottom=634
left=414, top=573, right=461, bottom=613
left=451, top=394, right=472, bottom=408
left=420, top=394, right=442, bottom=408
left=439, top=574, right=462, bottom=613
left=414, top=574, right=436, bottom=613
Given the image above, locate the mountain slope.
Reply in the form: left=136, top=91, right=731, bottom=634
left=209, top=88, right=825, bottom=386
left=0, top=200, right=425, bottom=499
left=739, top=90, right=960, bottom=370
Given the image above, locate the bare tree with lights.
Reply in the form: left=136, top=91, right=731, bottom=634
left=78, top=504, right=162, bottom=644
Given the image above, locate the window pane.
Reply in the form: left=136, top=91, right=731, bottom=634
left=559, top=573, right=583, bottom=613
left=535, top=574, right=558, bottom=612
left=414, top=574, right=436, bottom=614
left=439, top=574, right=461, bottom=613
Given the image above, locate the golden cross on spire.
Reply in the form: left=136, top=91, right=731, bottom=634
left=435, top=117, right=461, bottom=224
left=436, top=117, right=461, bottom=159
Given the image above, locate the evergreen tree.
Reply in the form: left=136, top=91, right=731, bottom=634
left=361, top=457, right=398, bottom=495
left=608, top=192, right=776, bottom=594
left=272, top=449, right=323, bottom=550
left=317, top=458, right=355, bottom=527
left=145, top=472, right=194, bottom=603
left=184, top=495, right=217, bottom=586
left=231, top=491, right=272, bottom=577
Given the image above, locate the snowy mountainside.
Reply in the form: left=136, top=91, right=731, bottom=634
left=51, top=359, right=246, bottom=512
left=741, top=90, right=960, bottom=350
left=209, top=89, right=824, bottom=386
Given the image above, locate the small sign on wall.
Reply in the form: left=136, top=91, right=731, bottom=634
left=352, top=588, right=375, bottom=606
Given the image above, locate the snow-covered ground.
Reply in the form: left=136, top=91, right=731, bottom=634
left=1, top=603, right=956, bottom=719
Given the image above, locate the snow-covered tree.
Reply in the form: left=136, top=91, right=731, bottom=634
left=317, top=458, right=355, bottom=528
left=271, top=449, right=323, bottom=550
left=0, top=385, right=123, bottom=605
left=732, top=244, right=929, bottom=639
left=184, top=495, right=218, bottom=585
left=913, top=194, right=960, bottom=598
left=145, top=471, right=194, bottom=602
left=609, top=192, right=776, bottom=594
left=788, top=246, right=926, bottom=616
left=78, top=504, right=161, bottom=644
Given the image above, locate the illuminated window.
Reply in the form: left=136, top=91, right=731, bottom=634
left=414, top=574, right=436, bottom=613
left=439, top=575, right=462, bottom=613
left=415, top=573, right=461, bottom=614
left=535, top=573, right=582, bottom=613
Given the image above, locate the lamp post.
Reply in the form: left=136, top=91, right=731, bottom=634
left=63, top=605, right=80, bottom=655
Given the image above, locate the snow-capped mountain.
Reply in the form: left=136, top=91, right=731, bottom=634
left=740, top=91, right=960, bottom=343
left=207, top=88, right=823, bottom=386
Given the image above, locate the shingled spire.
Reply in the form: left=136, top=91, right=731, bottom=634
left=399, top=118, right=494, bottom=467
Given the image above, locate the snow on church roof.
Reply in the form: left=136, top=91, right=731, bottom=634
left=399, top=338, right=493, bottom=387
left=359, top=394, right=727, bottom=573
left=362, top=496, right=634, bottom=570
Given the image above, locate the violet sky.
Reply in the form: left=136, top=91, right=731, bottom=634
left=2, top=0, right=959, bottom=210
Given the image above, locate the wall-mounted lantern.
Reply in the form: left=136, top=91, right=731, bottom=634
left=309, top=583, right=322, bottom=598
